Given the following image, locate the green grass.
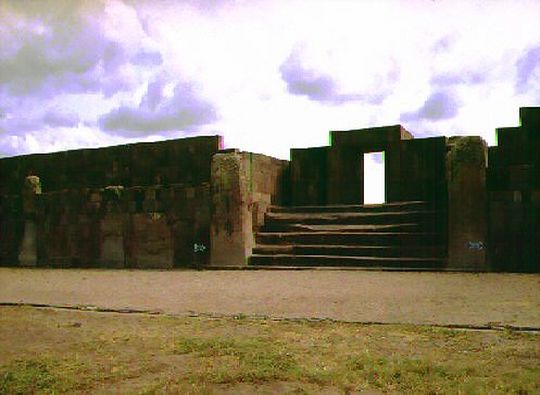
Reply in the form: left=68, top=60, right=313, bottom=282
left=0, top=359, right=57, bottom=394
left=0, top=306, right=538, bottom=394
left=173, top=336, right=299, bottom=383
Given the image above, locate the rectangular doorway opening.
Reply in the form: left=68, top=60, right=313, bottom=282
left=363, top=151, right=386, bottom=204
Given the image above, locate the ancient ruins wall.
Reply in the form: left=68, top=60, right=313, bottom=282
left=210, top=150, right=289, bottom=266
left=0, top=135, right=222, bottom=195
left=399, top=137, right=448, bottom=205
left=0, top=183, right=211, bottom=268
left=2, top=108, right=539, bottom=272
left=487, top=107, right=540, bottom=272
left=289, top=126, right=448, bottom=206
left=245, top=152, right=289, bottom=230
left=0, top=194, right=24, bottom=265
left=0, top=135, right=221, bottom=268
left=446, top=137, right=488, bottom=270
left=289, top=147, right=328, bottom=206
left=327, top=125, right=413, bottom=204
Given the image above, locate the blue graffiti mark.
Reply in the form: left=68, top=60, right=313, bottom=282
left=467, top=241, right=484, bottom=250
left=193, top=243, right=207, bottom=253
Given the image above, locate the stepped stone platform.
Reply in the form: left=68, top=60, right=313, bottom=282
left=249, top=201, right=447, bottom=269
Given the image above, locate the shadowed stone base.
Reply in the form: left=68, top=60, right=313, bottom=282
left=18, top=220, right=37, bottom=267
left=447, top=137, right=488, bottom=270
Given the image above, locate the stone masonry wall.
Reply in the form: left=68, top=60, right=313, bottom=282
left=0, top=183, right=210, bottom=268
left=0, top=135, right=222, bottom=195
left=2, top=108, right=539, bottom=272
left=446, top=137, right=488, bottom=270
left=0, top=135, right=219, bottom=268
left=210, top=150, right=289, bottom=266
left=487, top=107, right=540, bottom=272
left=0, top=194, right=24, bottom=265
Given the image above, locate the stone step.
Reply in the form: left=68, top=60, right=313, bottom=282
left=248, top=254, right=447, bottom=268
left=262, top=223, right=426, bottom=233
left=264, top=210, right=439, bottom=226
left=252, top=244, right=446, bottom=258
left=255, top=231, right=443, bottom=246
left=268, top=201, right=431, bottom=214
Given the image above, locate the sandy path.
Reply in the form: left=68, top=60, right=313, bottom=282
left=0, top=268, right=538, bottom=327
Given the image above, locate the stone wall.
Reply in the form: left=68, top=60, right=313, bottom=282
left=0, top=135, right=222, bottom=194
left=0, top=136, right=288, bottom=269
left=2, top=109, right=539, bottom=272
left=210, top=150, right=289, bottom=266
left=487, top=107, right=540, bottom=272
left=446, top=137, right=488, bottom=270
left=400, top=137, right=448, bottom=206
left=288, top=125, right=448, bottom=206
left=0, top=194, right=25, bottom=265
left=0, top=135, right=220, bottom=268
left=0, top=183, right=211, bottom=268
left=289, top=147, right=328, bottom=206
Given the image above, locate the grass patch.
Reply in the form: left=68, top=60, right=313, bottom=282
left=0, top=306, right=538, bottom=394
left=173, top=336, right=299, bottom=383
left=0, top=359, right=58, bottom=394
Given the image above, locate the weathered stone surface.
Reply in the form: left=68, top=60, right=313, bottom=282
left=18, top=220, right=37, bottom=267
left=323, top=125, right=419, bottom=205
left=1, top=108, right=539, bottom=272
left=290, top=147, right=328, bottom=205
left=330, top=125, right=412, bottom=147
left=487, top=110, right=540, bottom=272
left=520, top=107, right=540, bottom=139
left=210, top=151, right=287, bottom=266
left=447, top=136, right=488, bottom=270
left=127, top=212, right=174, bottom=269
left=18, top=175, right=42, bottom=266
left=0, top=196, right=24, bottom=265
left=400, top=137, right=447, bottom=206
left=210, top=152, right=252, bottom=266
left=99, top=214, right=125, bottom=268
left=0, top=135, right=222, bottom=194
left=22, top=175, right=41, bottom=216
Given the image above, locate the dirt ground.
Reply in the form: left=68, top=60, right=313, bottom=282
left=1, top=306, right=538, bottom=394
left=0, top=268, right=539, bottom=328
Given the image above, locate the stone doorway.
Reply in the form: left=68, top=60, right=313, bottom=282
left=363, top=151, right=385, bottom=204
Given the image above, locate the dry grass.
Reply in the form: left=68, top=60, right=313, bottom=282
left=0, top=306, right=538, bottom=394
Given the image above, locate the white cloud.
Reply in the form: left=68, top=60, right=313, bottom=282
left=99, top=76, right=218, bottom=135
left=1, top=0, right=540, bottom=163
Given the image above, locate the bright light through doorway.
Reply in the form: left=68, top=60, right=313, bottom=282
left=363, top=152, right=385, bottom=204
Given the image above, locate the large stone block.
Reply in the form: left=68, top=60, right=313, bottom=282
left=400, top=137, right=447, bottom=205
left=210, top=151, right=252, bottom=266
left=127, top=212, right=174, bottom=269
left=447, top=136, right=488, bottom=270
left=330, top=125, right=412, bottom=148
left=326, top=147, right=364, bottom=204
left=0, top=216, right=24, bottom=266
left=40, top=151, right=67, bottom=192
left=507, top=165, right=533, bottom=190
left=0, top=194, right=25, bottom=265
left=495, top=127, right=526, bottom=148
left=520, top=107, right=540, bottom=139
left=488, top=145, right=532, bottom=168
left=488, top=164, right=538, bottom=191
left=99, top=213, right=126, bottom=268
left=290, top=147, right=327, bottom=205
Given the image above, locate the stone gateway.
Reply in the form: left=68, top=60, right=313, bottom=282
left=1, top=107, right=538, bottom=272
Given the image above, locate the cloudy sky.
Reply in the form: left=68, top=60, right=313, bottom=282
left=1, top=0, right=540, bottom=162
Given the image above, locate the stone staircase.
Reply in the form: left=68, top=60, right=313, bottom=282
left=248, top=201, right=447, bottom=269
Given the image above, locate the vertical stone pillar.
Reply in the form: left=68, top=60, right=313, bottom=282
left=100, top=186, right=126, bottom=268
left=19, top=175, right=42, bottom=266
left=447, top=137, right=488, bottom=270
left=326, top=147, right=364, bottom=204
left=210, top=150, right=253, bottom=266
